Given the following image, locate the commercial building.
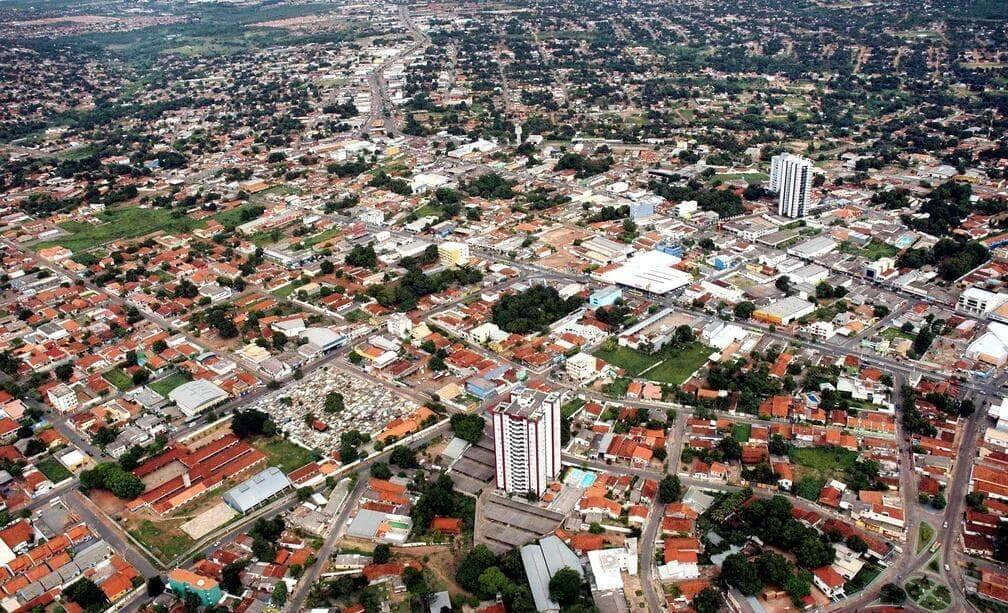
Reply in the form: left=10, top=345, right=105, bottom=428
left=588, top=285, right=622, bottom=308
left=346, top=509, right=413, bottom=544
left=47, top=383, right=78, bottom=413
left=168, top=380, right=228, bottom=417
left=437, top=241, right=470, bottom=266
left=597, top=250, right=693, bottom=295
left=771, top=153, right=813, bottom=218
left=491, top=389, right=562, bottom=497
left=958, top=287, right=1008, bottom=317
left=520, top=536, right=584, bottom=612
left=168, top=569, right=222, bottom=607
left=223, top=466, right=293, bottom=514
left=753, top=296, right=816, bottom=325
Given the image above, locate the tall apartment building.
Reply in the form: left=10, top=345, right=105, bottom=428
left=770, top=153, right=813, bottom=218
left=491, top=389, right=562, bottom=497
left=437, top=241, right=470, bottom=267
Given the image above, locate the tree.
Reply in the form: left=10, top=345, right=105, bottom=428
left=221, top=561, right=248, bottom=595
left=478, top=567, right=513, bottom=599
left=717, top=436, right=742, bottom=461
left=456, top=546, right=497, bottom=593
left=931, top=492, right=947, bottom=510
left=55, top=363, right=73, bottom=382
left=450, top=414, right=485, bottom=444
left=734, top=301, right=756, bottom=320
left=721, top=553, right=762, bottom=595
left=755, top=552, right=792, bottom=587
left=845, top=534, right=868, bottom=554
left=658, top=475, right=682, bottom=503
left=271, top=581, right=288, bottom=606
left=373, top=544, right=391, bottom=564
left=324, top=392, right=344, bottom=413
left=64, top=578, right=108, bottom=609
left=775, top=276, right=792, bottom=294
left=692, top=587, right=724, bottom=613
left=146, top=576, right=165, bottom=597
left=548, top=567, right=582, bottom=606
left=389, top=445, right=418, bottom=468
left=880, top=582, right=907, bottom=604
left=231, top=409, right=273, bottom=438
left=370, top=462, right=392, bottom=479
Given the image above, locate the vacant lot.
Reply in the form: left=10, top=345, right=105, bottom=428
left=645, top=342, right=713, bottom=385
left=39, top=207, right=200, bottom=253
left=103, top=367, right=133, bottom=391
left=789, top=446, right=859, bottom=486
left=252, top=436, right=316, bottom=474
left=128, top=517, right=195, bottom=563
left=36, top=457, right=73, bottom=482
left=592, top=344, right=660, bottom=377
left=149, top=372, right=191, bottom=397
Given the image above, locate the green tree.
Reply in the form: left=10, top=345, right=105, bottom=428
left=548, top=567, right=583, bottom=606
left=450, top=414, right=485, bottom=444
left=146, top=576, right=165, bottom=597
left=658, top=475, right=682, bottom=504
left=692, top=587, right=723, bottom=613
left=478, top=567, right=514, bottom=599
left=373, top=544, right=391, bottom=564
left=721, top=553, right=762, bottom=595
left=880, top=583, right=907, bottom=604
left=733, top=301, right=756, bottom=320
left=324, top=392, right=345, bottom=413
left=271, top=581, right=288, bottom=607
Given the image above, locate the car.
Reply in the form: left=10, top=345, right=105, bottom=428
left=945, top=564, right=950, bottom=572
left=943, top=521, right=948, bottom=529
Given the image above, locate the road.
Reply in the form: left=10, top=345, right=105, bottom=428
left=283, top=477, right=368, bottom=612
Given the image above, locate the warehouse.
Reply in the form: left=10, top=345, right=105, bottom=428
left=598, top=250, right=693, bottom=295
left=223, top=467, right=292, bottom=514
left=168, top=380, right=228, bottom=417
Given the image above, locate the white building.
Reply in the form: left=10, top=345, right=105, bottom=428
left=387, top=313, right=413, bottom=339
left=565, top=352, right=600, bottom=382
left=437, top=241, right=470, bottom=267
left=47, top=383, right=78, bottom=413
left=491, top=389, right=562, bottom=497
left=771, top=153, right=813, bottom=218
left=958, top=287, right=1008, bottom=317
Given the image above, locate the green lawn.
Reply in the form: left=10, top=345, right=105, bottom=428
left=214, top=203, right=266, bottom=230
left=561, top=398, right=585, bottom=418
left=906, top=576, right=952, bottom=611
left=129, top=519, right=194, bottom=563
left=592, top=344, right=662, bottom=377
left=645, top=342, right=713, bottom=385
left=344, top=309, right=369, bottom=323
left=103, top=367, right=133, bottom=391
left=880, top=327, right=915, bottom=342
left=252, top=437, right=317, bottom=474
left=36, top=457, right=73, bottom=483
left=712, top=172, right=769, bottom=182
left=38, top=206, right=201, bottom=253
left=844, top=563, right=882, bottom=594
left=916, top=522, right=935, bottom=554
left=149, top=372, right=192, bottom=397
left=789, top=446, right=859, bottom=485
left=732, top=423, right=751, bottom=443
left=302, top=228, right=341, bottom=248
left=272, top=280, right=306, bottom=299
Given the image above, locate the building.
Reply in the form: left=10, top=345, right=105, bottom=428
left=168, top=569, right=222, bottom=607
left=598, top=250, right=693, bottom=295
left=589, top=286, right=622, bottom=308
left=346, top=509, right=413, bottom=544
left=223, top=466, right=292, bottom=514
left=865, top=257, right=896, bottom=281
left=958, top=287, right=1008, bottom=317
left=491, top=389, right=562, bottom=497
left=753, top=296, right=816, bottom=325
left=566, top=352, right=601, bottom=382
left=437, top=241, right=470, bottom=267
left=47, top=383, right=78, bottom=413
left=812, top=565, right=846, bottom=600
left=520, top=536, right=583, bottom=612
left=771, top=153, right=813, bottom=218
left=168, top=380, right=228, bottom=417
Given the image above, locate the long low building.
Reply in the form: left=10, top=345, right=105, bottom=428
left=168, top=380, right=228, bottom=417
left=223, top=466, right=293, bottom=514
left=598, top=250, right=693, bottom=295
left=753, top=296, right=816, bottom=325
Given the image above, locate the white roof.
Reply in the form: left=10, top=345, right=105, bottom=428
left=599, top=250, right=693, bottom=294
left=587, top=549, right=627, bottom=592
left=168, top=380, right=227, bottom=415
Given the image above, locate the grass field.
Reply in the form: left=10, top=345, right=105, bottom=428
left=880, top=327, right=915, bottom=342
left=149, top=372, right=191, bottom=397
left=561, top=398, right=585, bottom=418
left=789, top=446, right=859, bottom=485
left=644, top=342, right=713, bottom=385
left=36, top=457, right=73, bottom=483
left=594, top=342, right=711, bottom=385
left=302, top=228, right=341, bottom=248
left=272, top=280, right=306, bottom=299
left=732, top=423, right=751, bottom=443
left=103, top=367, right=133, bottom=391
left=844, top=562, right=882, bottom=594
left=916, top=522, right=935, bottom=554
left=593, top=344, right=661, bottom=377
left=39, top=207, right=200, bottom=253
left=712, top=171, right=769, bottom=182
left=129, top=519, right=194, bottom=563
left=252, top=437, right=316, bottom=474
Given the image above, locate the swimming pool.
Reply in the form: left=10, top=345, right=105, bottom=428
left=564, top=467, right=598, bottom=488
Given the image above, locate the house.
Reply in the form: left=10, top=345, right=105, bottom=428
left=812, top=565, right=846, bottom=600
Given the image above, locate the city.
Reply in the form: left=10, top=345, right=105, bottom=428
left=0, top=0, right=1007, bottom=612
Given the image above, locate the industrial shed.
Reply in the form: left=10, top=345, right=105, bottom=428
left=223, top=467, right=292, bottom=514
